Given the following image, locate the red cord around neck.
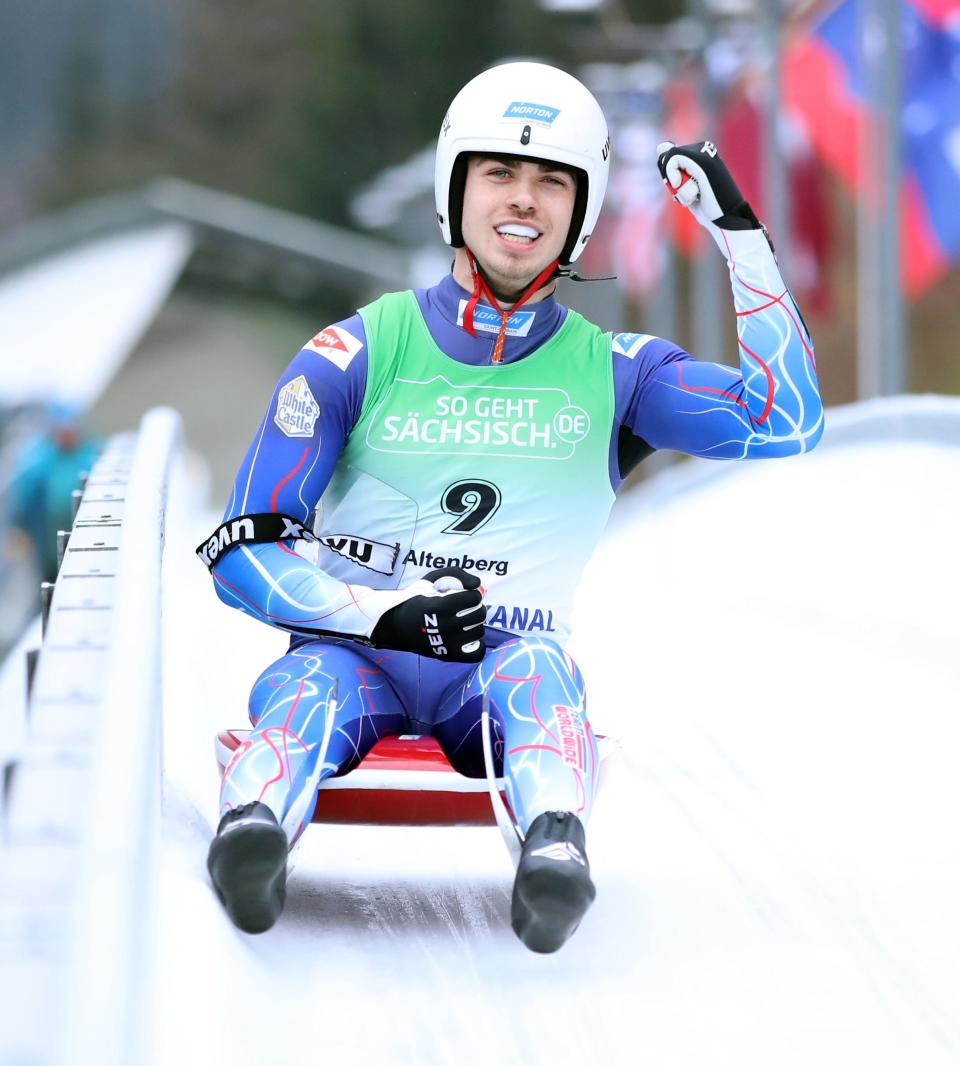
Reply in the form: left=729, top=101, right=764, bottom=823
left=462, top=250, right=560, bottom=364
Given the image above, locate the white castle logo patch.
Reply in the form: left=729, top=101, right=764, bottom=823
left=274, top=375, right=320, bottom=438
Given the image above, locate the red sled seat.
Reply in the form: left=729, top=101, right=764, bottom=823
left=215, top=731, right=509, bottom=827
left=214, top=730, right=613, bottom=828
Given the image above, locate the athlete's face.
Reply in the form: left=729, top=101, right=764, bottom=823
left=458, top=155, right=577, bottom=299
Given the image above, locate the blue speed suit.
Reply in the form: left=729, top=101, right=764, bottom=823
left=206, top=225, right=822, bottom=845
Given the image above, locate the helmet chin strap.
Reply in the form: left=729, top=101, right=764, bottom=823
left=462, top=249, right=560, bottom=364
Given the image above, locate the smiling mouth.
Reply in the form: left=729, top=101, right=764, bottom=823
left=496, top=224, right=541, bottom=246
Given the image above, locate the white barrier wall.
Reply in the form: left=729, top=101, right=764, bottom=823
left=0, top=407, right=182, bottom=1066
left=609, top=394, right=960, bottom=524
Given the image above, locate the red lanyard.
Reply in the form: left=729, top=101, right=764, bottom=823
left=462, top=250, right=560, bottom=364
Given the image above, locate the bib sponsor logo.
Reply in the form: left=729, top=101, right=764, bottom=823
left=456, top=300, right=535, bottom=337
left=366, top=377, right=592, bottom=460
left=404, top=548, right=509, bottom=578
left=554, top=406, right=590, bottom=443
left=613, top=332, right=655, bottom=360
left=503, top=101, right=560, bottom=126
left=319, top=534, right=399, bottom=576
left=308, top=325, right=363, bottom=372
left=485, top=603, right=556, bottom=633
left=275, top=375, right=320, bottom=438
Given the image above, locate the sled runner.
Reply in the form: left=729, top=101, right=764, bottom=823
left=214, top=723, right=614, bottom=831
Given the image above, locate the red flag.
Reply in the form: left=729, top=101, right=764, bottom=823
left=717, top=83, right=834, bottom=313
left=660, top=75, right=707, bottom=259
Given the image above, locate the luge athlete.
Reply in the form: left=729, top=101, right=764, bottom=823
left=199, top=62, right=823, bottom=952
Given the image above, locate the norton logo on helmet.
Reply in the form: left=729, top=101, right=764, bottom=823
left=503, top=101, right=560, bottom=126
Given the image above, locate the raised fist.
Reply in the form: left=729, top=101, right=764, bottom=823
left=656, top=140, right=761, bottom=232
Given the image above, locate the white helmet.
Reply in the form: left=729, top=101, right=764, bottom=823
left=435, top=62, right=610, bottom=265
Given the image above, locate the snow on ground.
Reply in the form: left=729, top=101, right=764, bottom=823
left=159, top=417, right=960, bottom=1066
left=0, top=224, right=192, bottom=411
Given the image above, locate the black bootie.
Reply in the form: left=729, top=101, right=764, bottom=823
left=511, top=810, right=596, bottom=954
left=207, top=801, right=288, bottom=933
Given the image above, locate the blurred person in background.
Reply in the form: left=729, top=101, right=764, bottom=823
left=7, top=403, right=100, bottom=583
left=199, top=62, right=823, bottom=952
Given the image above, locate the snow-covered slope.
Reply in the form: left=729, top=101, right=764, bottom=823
left=159, top=400, right=960, bottom=1066
left=0, top=225, right=193, bottom=411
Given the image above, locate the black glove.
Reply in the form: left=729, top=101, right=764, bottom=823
left=656, top=140, right=761, bottom=231
left=370, top=566, right=486, bottom=663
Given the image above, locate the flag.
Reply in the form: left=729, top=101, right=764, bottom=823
left=784, top=0, right=960, bottom=295
left=717, top=84, right=835, bottom=314
left=660, top=74, right=708, bottom=260
left=598, top=119, right=668, bottom=300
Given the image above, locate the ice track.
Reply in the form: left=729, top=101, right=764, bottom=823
left=159, top=404, right=960, bottom=1066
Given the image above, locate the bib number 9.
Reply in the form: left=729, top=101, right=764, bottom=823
left=441, top=480, right=502, bottom=535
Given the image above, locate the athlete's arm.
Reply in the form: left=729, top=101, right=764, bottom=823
left=205, top=318, right=486, bottom=660
left=206, top=318, right=412, bottom=639
left=613, top=142, right=823, bottom=466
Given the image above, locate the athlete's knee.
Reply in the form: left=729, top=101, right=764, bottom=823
left=247, top=642, right=339, bottom=725
left=489, top=636, right=584, bottom=689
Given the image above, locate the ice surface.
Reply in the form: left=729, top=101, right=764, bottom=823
left=159, top=428, right=960, bottom=1066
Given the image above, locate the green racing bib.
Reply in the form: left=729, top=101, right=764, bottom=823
left=313, top=290, right=616, bottom=645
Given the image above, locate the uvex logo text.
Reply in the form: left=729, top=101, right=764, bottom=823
left=195, top=513, right=317, bottom=568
